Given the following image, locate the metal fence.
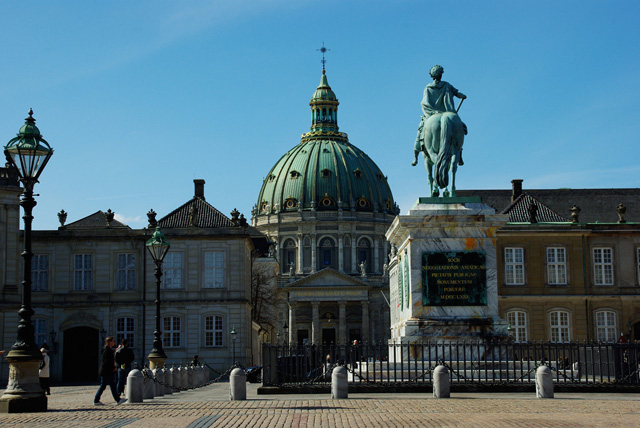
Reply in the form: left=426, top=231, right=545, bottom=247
left=262, top=341, right=640, bottom=387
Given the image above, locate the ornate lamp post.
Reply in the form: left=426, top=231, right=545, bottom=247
left=0, top=109, right=53, bottom=413
left=230, top=326, right=237, bottom=366
left=145, top=226, right=171, bottom=369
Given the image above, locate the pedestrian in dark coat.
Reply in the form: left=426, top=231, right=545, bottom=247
left=94, top=336, right=125, bottom=405
left=115, top=338, right=135, bottom=395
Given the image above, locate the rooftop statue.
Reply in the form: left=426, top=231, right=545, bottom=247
left=411, top=65, right=467, bottom=197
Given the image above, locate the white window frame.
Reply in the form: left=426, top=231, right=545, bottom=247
left=504, top=247, right=525, bottom=285
left=32, top=254, right=49, bottom=292
left=549, top=310, right=570, bottom=342
left=593, top=247, right=614, bottom=286
left=34, top=318, right=47, bottom=347
left=74, top=254, right=93, bottom=291
left=546, top=247, right=567, bottom=285
left=116, top=253, right=136, bottom=291
left=506, top=310, right=528, bottom=343
left=116, top=317, right=135, bottom=346
left=595, top=310, right=617, bottom=343
left=204, top=315, right=224, bottom=347
left=163, top=316, right=181, bottom=348
left=203, top=251, right=225, bottom=289
left=162, top=252, right=183, bottom=289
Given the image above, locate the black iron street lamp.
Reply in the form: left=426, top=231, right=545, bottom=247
left=146, top=226, right=171, bottom=369
left=230, top=326, right=237, bottom=365
left=0, top=109, right=53, bottom=413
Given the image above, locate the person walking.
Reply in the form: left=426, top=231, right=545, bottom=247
left=39, top=345, right=51, bottom=395
left=114, top=338, right=135, bottom=395
left=94, top=336, right=126, bottom=405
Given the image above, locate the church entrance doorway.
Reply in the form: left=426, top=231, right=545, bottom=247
left=63, top=326, right=99, bottom=383
left=322, top=328, right=336, bottom=344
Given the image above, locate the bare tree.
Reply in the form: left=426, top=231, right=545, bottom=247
left=251, top=253, right=279, bottom=329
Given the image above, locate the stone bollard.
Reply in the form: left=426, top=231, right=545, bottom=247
left=143, top=368, right=155, bottom=400
left=180, top=365, right=188, bottom=390
left=126, top=369, right=144, bottom=403
left=187, top=366, right=195, bottom=388
left=229, top=367, right=246, bottom=401
left=535, top=365, right=554, bottom=398
left=331, top=366, right=348, bottom=399
left=153, top=368, right=164, bottom=397
left=164, top=367, right=173, bottom=395
left=433, top=365, right=450, bottom=398
left=197, top=365, right=205, bottom=386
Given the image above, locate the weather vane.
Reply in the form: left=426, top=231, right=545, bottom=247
left=317, top=42, right=330, bottom=73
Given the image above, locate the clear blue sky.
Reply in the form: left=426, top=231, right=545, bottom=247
left=1, top=1, right=638, bottom=230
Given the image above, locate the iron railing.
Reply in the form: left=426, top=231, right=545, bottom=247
left=262, top=341, right=640, bottom=387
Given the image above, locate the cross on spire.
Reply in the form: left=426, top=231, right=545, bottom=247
left=317, top=42, right=330, bottom=74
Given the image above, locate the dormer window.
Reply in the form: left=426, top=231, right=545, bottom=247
left=318, top=194, right=335, bottom=208
left=356, top=196, right=371, bottom=210
left=353, top=169, right=362, bottom=178
left=290, top=171, right=301, bottom=179
left=284, top=198, right=298, bottom=209
left=268, top=174, right=276, bottom=182
left=321, top=169, right=331, bottom=178
left=260, top=201, right=269, bottom=212
left=376, top=173, right=385, bottom=180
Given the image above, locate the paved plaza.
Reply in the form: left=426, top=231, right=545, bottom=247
left=1, top=383, right=639, bottom=428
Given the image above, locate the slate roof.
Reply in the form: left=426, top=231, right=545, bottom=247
left=158, top=197, right=234, bottom=229
left=65, top=210, right=130, bottom=229
left=457, top=187, right=640, bottom=223
left=501, top=193, right=570, bottom=223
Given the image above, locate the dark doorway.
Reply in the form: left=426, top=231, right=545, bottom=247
left=634, top=322, right=640, bottom=342
left=322, top=328, right=336, bottom=344
left=297, top=329, right=309, bottom=345
left=63, top=327, right=99, bottom=383
left=349, top=329, right=361, bottom=344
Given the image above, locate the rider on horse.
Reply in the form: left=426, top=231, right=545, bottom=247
left=412, top=65, right=467, bottom=166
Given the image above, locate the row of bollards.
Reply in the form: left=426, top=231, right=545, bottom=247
left=329, top=364, right=555, bottom=400
left=126, top=364, right=210, bottom=403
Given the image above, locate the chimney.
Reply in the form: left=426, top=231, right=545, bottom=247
left=511, top=179, right=523, bottom=202
left=194, top=179, right=205, bottom=201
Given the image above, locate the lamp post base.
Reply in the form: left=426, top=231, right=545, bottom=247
left=0, top=358, right=47, bottom=413
left=148, top=354, right=167, bottom=370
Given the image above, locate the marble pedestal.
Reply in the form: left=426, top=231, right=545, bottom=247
left=0, top=357, right=47, bottom=413
left=385, top=197, right=509, bottom=359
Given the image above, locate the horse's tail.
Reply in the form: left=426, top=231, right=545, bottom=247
left=435, top=115, right=453, bottom=189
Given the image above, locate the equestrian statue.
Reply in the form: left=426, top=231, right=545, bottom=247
left=411, top=65, right=467, bottom=197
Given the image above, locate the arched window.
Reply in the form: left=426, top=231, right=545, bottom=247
left=282, top=239, right=296, bottom=274
left=595, top=310, right=617, bottom=342
left=549, top=310, right=570, bottom=342
left=357, top=238, right=372, bottom=273
left=506, top=310, right=527, bottom=342
left=318, top=237, right=337, bottom=270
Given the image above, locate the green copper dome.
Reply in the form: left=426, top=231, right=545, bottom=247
left=255, top=72, right=396, bottom=216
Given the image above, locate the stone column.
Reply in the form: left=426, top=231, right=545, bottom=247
left=338, top=235, right=344, bottom=273
left=351, top=237, right=357, bottom=274
left=297, top=234, right=303, bottom=274
left=338, top=302, right=347, bottom=345
left=311, top=234, right=317, bottom=273
left=288, top=304, right=296, bottom=345
left=361, top=301, right=370, bottom=344
left=311, top=302, right=320, bottom=345
left=374, top=237, right=380, bottom=274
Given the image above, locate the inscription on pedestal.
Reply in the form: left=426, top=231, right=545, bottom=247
left=422, top=251, right=486, bottom=306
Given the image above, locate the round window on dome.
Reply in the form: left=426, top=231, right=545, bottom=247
left=318, top=195, right=335, bottom=208
left=285, top=198, right=298, bottom=209
left=356, top=196, right=371, bottom=210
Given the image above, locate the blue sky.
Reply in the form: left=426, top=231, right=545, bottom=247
left=1, top=1, right=638, bottom=230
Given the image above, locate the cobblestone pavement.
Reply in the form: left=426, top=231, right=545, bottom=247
left=1, top=384, right=639, bottom=428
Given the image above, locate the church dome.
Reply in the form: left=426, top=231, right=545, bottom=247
left=255, top=72, right=396, bottom=216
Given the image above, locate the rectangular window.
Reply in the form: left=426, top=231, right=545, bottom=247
left=117, top=253, right=136, bottom=291
left=163, top=316, right=181, bottom=348
left=593, top=247, right=614, bottom=285
left=506, top=311, right=528, bottom=342
left=595, top=311, right=616, bottom=342
left=74, top=254, right=93, bottom=291
left=550, top=311, right=570, bottom=342
left=162, top=252, right=183, bottom=289
left=205, top=315, right=223, bottom=347
left=34, top=318, right=47, bottom=347
left=546, top=247, right=567, bottom=285
left=203, top=251, right=225, bottom=288
left=637, top=248, right=640, bottom=286
left=504, top=247, right=525, bottom=285
left=116, top=317, right=135, bottom=346
left=32, top=254, right=49, bottom=292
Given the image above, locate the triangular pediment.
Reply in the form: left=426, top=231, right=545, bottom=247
left=285, top=268, right=369, bottom=288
